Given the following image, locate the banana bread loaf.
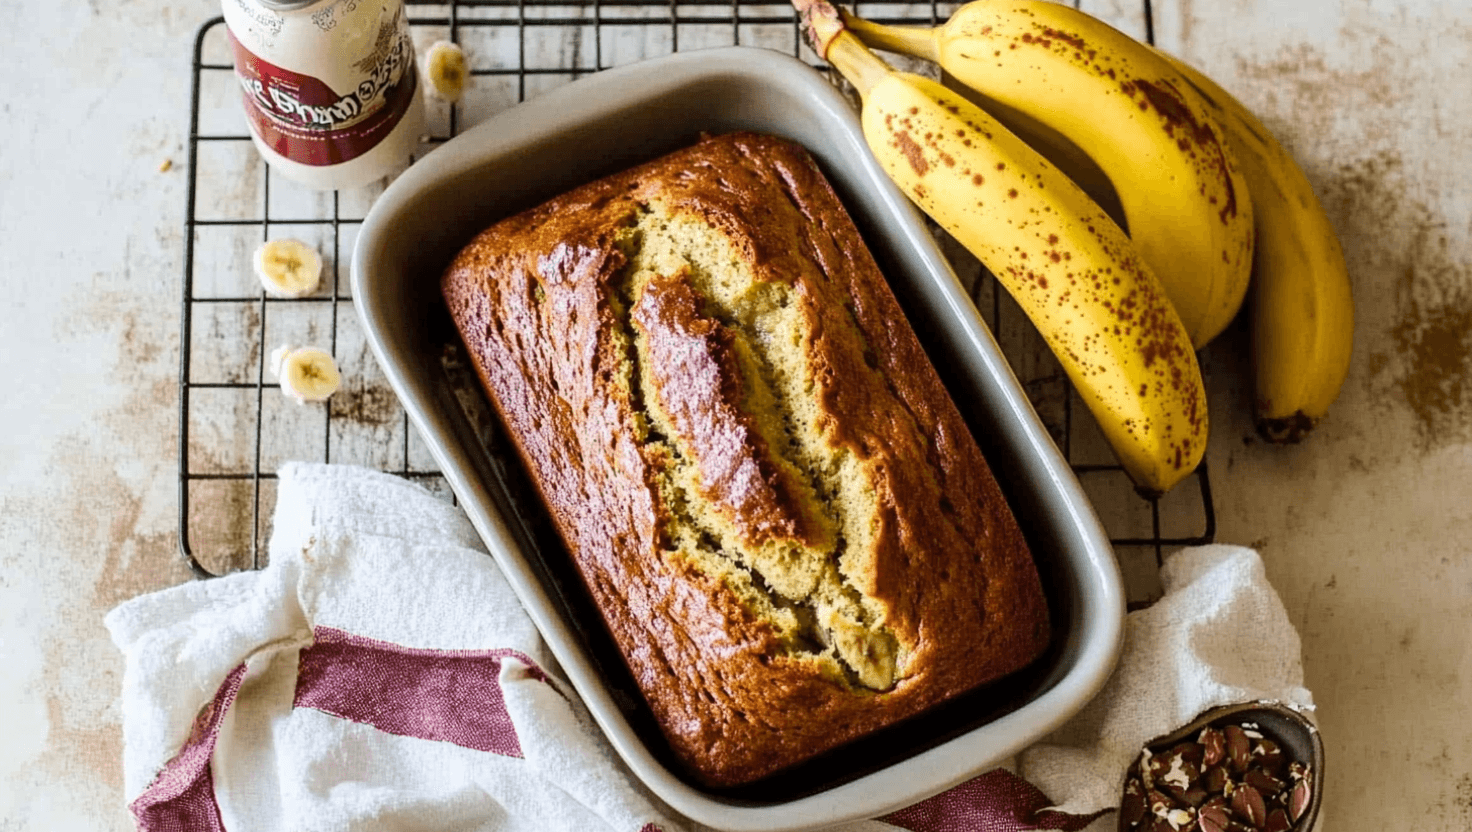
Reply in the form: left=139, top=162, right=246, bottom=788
left=441, top=131, right=1050, bottom=787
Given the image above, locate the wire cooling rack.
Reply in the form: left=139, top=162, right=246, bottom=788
left=178, top=0, right=1213, bottom=604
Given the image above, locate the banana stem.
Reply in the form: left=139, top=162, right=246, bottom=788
left=842, top=14, right=940, bottom=62
left=824, top=30, right=894, bottom=98
left=791, top=0, right=894, bottom=97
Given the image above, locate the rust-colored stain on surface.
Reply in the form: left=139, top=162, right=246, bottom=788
left=25, top=270, right=195, bottom=807
left=1453, top=775, right=1472, bottom=824
left=1230, top=42, right=1408, bottom=150
left=1320, top=150, right=1472, bottom=449
left=1390, top=268, right=1472, bottom=446
left=331, top=383, right=401, bottom=426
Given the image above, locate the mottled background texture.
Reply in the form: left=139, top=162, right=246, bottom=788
left=1, top=0, right=1470, bottom=829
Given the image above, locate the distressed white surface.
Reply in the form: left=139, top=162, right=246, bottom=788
left=1, top=0, right=1471, bottom=829
left=1151, top=2, right=1472, bottom=829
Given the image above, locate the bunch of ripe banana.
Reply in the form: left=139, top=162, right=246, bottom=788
left=792, top=0, right=1353, bottom=495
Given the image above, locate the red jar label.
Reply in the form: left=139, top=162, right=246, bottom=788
left=228, top=9, right=417, bottom=167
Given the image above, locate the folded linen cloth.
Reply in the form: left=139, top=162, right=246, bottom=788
left=108, top=463, right=1313, bottom=831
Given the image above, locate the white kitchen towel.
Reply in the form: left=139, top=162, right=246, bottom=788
left=108, top=463, right=1312, bottom=832
left=107, top=462, right=684, bottom=832
left=1019, top=545, right=1316, bottom=828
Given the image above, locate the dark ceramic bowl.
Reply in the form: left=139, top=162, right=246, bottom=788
left=1121, top=701, right=1324, bottom=832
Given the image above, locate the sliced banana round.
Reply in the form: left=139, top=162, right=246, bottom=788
left=269, top=344, right=341, bottom=404
left=253, top=238, right=322, bottom=298
left=424, top=40, right=469, bottom=104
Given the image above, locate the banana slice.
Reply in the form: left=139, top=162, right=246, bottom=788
left=424, top=40, right=469, bottom=104
left=269, top=344, right=341, bottom=404
left=253, top=238, right=322, bottom=298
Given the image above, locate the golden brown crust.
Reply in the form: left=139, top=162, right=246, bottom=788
left=442, top=132, right=1049, bottom=787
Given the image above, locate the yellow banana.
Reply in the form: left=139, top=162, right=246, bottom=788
left=938, top=69, right=1128, bottom=229
left=795, top=0, right=1207, bottom=495
left=844, top=0, right=1254, bottom=349
left=1151, top=47, right=1354, bottom=442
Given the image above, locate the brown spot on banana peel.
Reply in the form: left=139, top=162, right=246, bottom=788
left=1127, top=78, right=1240, bottom=226
left=1039, top=25, right=1091, bottom=57
left=1009, top=21, right=1109, bottom=73
left=893, top=130, right=929, bottom=176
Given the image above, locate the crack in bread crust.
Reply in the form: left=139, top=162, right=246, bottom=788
left=622, top=210, right=900, bottom=691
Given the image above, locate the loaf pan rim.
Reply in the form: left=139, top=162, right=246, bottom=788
left=352, top=44, right=1124, bottom=831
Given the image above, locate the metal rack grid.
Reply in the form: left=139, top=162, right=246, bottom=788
left=178, top=0, right=1213, bottom=604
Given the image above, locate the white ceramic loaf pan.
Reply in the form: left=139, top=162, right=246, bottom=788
left=352, top=46, right=1124, bottom=831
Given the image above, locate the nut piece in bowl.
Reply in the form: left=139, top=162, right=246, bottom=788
left=440, top=130, right=1053, bottom=788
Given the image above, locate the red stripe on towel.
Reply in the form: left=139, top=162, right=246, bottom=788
left=129, top=663, right=246, bottom=832
left=879, top=768, right=1108, bottom=832
left=292, top=626, right=549, bottom=757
